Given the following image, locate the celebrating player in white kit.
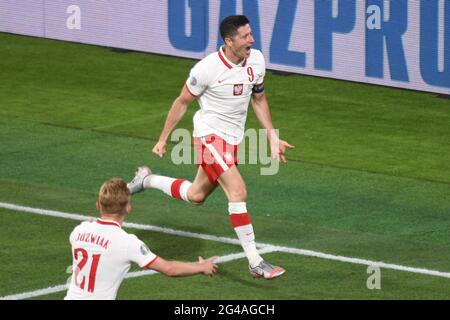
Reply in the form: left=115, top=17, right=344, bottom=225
left=65, top=178, right=218, bottom=300
left=128, top=15, right=293, bottom=279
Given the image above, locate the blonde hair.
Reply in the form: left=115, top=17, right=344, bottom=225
left=98, top=178, right=130, bottom=214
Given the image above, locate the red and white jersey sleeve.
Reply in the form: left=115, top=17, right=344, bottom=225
left=64, top=219, right=157, bottom=300
left=187, top=47, right=266, bottom=145
left=126, top=234, right=158, bottom=268
left=254, top=53, right=266, bottom=86
left=185, top=61, right=210, bottom=97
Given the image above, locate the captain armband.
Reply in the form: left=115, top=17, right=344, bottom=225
left=252, top=82, right=265, bottom=94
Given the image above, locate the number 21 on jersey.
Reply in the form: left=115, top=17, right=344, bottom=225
left=73, top=248, right=102, bottom=293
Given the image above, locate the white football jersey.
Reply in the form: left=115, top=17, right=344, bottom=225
left=186, top=46, right=266, bottom=145
left=64, top=219, right=157, bottom=300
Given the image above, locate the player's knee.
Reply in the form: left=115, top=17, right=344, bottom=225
left=188, top=192, right=207, bottom=205
left=229, top=187, right=247, bottom=202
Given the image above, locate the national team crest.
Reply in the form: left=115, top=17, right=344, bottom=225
left=233, top=84, right=244, bottom=96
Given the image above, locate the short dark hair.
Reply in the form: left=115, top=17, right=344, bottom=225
left=219, top=15, right=250, bottom=41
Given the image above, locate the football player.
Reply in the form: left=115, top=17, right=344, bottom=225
left=65, top=178, right=217, bottom=300
left=128, top=16, right=293, bottom=279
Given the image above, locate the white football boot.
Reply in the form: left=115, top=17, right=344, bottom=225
left=127, top=165, right=152, bottom=194
left=249, top=260, right=285, bottom=279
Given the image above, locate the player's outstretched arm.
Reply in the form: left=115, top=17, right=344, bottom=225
left=148, top=256, right=218, bottom=277
left=152, top=85, right=196, bottom=157
left=251, top=92, right=295, bottom=162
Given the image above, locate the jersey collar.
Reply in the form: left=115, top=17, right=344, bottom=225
left=218, top=46, right=247, bottom=69
left=96, top=219, right=122, bottom=228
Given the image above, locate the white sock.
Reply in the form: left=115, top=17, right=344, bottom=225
left=144, top=175, right=192, bottom=202
left=228, top=202, right=263, bottom=267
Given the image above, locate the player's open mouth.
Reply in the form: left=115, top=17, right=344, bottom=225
left=246, top=46, right=251, bottom=52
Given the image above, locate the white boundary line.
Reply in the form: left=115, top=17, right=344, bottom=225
left=1, top=285, right=69, bottom=301
left=1, top=201, right=450, bottom=300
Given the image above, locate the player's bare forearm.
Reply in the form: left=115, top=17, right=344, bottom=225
left=149, top=256, right=218, bottom=277
left=153, top=86, right=196, bottom=157
left=251, top=92, right=277, bottom=141
left=158, top=97, right=189, bottom=143
left=164, top=261, right=207, bottom=277
left=159, top=86, right=196, bottom=142
left=251, top=92, right=295, bottom=162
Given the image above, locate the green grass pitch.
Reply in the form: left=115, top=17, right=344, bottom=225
left=0, top=32, right=450, bottom=299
